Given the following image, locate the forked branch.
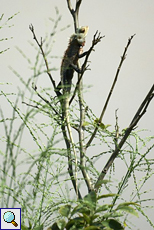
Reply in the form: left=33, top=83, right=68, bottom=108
left=69, top=31, right=103, bottom=105
left=29, top=24, right=59, bottom=96
left=86, top=34, right=136, bottom=149
left=94, top=84, right=154, bottom=191
left=67, top=0, right=82, bottom=30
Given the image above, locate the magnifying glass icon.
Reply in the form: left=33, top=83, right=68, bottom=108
left=3, top=211, right=18, bottom=227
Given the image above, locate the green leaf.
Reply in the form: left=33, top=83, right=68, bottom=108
left=65, top=217, right=84, bottom=230
left=59, top=205, right=71, bottom=217
left=95, top=179, right=111, bottom=188
left=57, top=219, right=66, bottom=230
left=95, top=204, right=113, bottom=213
left=82, top=121, right=91, bottom=127
left=116, top=206, right=139, bottom=217
left=94, top=118, right=111, bottom=130
left=82, top=213, right=91, bottom=224
left=108, top=219, right=124, bottom=230
left=83, top=191, right=97, bottom=210
left=49, top=222, right=60, bottom=230
left=33, top=225, right=43, bottom=230
left=83, top=226, right=100, bottom=230
left=103, top=212, right=123, bottom=218
left=97, top=193, right=118, bottom=200
left=47, top=222, right=60, bottom=230
left=81, top=191, right=97, bottom=214
left=102, top=219, right=124, bottom=230
left=116, top=202, right=140, bottom=209
left=91, top=214, right=100, bottom=221
left=71, top=204, right=90, bottom=216
left=104, top=124, right=111, bottom=129
left=21, top=224, right=29, bottom=230
left=94, top=119, right=105, bottom=129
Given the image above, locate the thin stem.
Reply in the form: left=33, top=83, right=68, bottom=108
left=29, top=24, right=57, bottom=93
left=69, top=32, right=103, bottom=105
left=86, top=34, right=136, bottom=149
left=78, top=81, right=93, bottom=192
left=94, top=84, right=154, bottom=191
left=61, top=112, right=82, bottom=199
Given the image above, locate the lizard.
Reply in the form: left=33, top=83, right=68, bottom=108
left=58, top=26, right=89, bottom=93
left=58, top=26, right=89, bottom=128
left=57, top=26, right=89, bottom=196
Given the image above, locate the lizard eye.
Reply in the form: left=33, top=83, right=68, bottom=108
left=80, top=28, right=85, bottom=33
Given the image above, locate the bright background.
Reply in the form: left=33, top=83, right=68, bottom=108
left=1, top=1, right=154, bottom=229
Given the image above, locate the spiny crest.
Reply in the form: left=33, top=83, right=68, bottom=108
left=70, top=26, right=89, bottom=45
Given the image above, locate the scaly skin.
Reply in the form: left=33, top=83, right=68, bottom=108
left=60, top=27, right=89, bottom=197
left=60, top=26, right=89, bottom=93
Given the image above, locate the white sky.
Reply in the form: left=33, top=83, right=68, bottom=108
left=1, top=1, right=154, bottom=229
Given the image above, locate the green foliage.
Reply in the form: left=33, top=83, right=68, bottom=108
left=0, top=8, right=70, bottom=230
left=47, top=191, right=141, bottom=230
left=0, top=12, right=19, bottom=54
left=1, top=4, right=154, bottom=230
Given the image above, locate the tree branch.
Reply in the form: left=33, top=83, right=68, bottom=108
left=61, top=119, right=82, bottom=199
left=94, top=84, right=154, bottom=191
left=66, top=0, right=82, bottom=30
left=29, top=18, right=82, bottom=198
left=66, top=0, right=93, bottom=195
left=31, top=84, right=60, bottom=117
left=69, top=31, right=103, bottom=105
left=75, top=0, right=82, bottom=19
left=86, top=34, right=136, bottom=149
left=29, top=24, right=59, bottom=95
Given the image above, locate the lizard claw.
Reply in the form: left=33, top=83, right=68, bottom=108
left=92, top=31, right=103, bottom=46
left=81, top=64, right=90, bottom=73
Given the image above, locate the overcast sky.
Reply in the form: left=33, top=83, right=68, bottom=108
left=1, top=1, right=154, bottom=229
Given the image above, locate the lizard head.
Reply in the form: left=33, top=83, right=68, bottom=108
left=76, top=26, right=89, bottom=45
left=70, top=26, right=89, bottom=46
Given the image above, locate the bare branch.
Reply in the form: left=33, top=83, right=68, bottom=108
left=66, top=0, right=82, bottom=30
left=69, top=32, right=103, bottom=105
left=65, top=0, right=101, bottom=195
left=32, top=84, right=60, bottom=117
left=75, top=31, right=103, bottom=193
left=86, top=34, right=136, bottom=149
left=94, top=84, right=154, bottom=191
left=29, top=24, right=57, bottom=91
left=67, top=0, right=72, bottom=12
left=76, top=0, right=82, bottom=17
left=78, top=104, right=93, bottom=192
left=69, top=30, right=102, bottom=193
left=114, top=109, right=119, bottom=149
left=61, top=115, right=82, bottom=199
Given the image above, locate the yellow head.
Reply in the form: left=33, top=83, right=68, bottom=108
left=70, top=26, right=89, bottom=45
left=76, top=26, right=89, bottom=45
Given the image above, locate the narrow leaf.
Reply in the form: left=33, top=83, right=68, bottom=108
left=21, top=225, right=29, bottom=230
left=83, top=226, right=100, bottom=230
left=117, top=202, right=140, bottom=209
left=33, top=225, right=43, bottom=230
left=84, top=191, right=97, bottom=204
left=116, top=206, right=139, bottom=217
left=96, top=204, right=113, bottom=213
left=108, top=219, right=124, bottom=230
left=97, top=193, right=118, bottom=200
left=59, top=205, right=71, bottom=217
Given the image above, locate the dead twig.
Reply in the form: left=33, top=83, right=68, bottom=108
left=94, top=84, right=154, bottom=191
left=32, top=84, right=60, bottom=117
left=86, top=34, right=136, bottom=149
left=67, top=0, right=82, bottom=30
left=29, top=24, right=57, bottom=93
left=69, top=32, right=103, bottom=105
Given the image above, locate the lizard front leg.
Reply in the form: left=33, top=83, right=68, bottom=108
left=70, top=63, right=82, bottom=73
left=70, top=62, right=89, bottom=75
